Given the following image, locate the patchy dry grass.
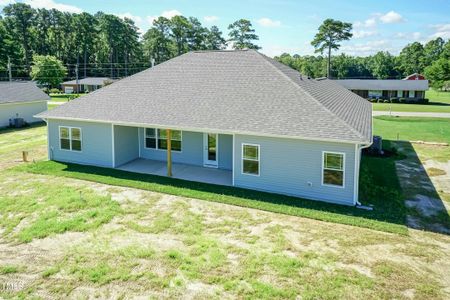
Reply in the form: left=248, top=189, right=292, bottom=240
left=0, top=171, right=449, bottom=299
left=428, top=167, right=447, bottom=177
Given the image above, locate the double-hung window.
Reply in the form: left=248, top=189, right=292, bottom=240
left=60, top=127, right=82, bottom=151
left=145, top=128, right=156, bottom=149
left=322, top=152, right=344, bottom=187
left=144, top=128, right=182, bottom=152
left=242, top=144, right=260, bottom=176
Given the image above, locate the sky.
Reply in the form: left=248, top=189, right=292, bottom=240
left=1, top=0, right=449, bottom=57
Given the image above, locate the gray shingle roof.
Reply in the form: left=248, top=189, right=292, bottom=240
left=38, top=50, right=372, bottom=143
left=0, top=82, right=50, bottom=104
left=62, top=77, right=111, bottom=86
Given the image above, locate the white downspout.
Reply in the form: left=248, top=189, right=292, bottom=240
left=354, top=142, right=372, bottom=206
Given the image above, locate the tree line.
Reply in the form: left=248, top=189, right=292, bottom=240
left=0, top=3, right=260, bottom=84
left=1, top=3, right=449, bottom=89
left=276, top=38, right=450, bottom=89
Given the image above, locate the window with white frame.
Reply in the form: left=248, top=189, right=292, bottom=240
left=323, top=152, right=344, bottom=187
left=60, top=127, right=82, bottom=151
left=145, top=128, right=156, bottom=149
left=144, top=128, right=182, bottom=152
left=242, top=144, right=259, bottom=175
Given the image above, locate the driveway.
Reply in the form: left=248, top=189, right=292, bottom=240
left=373, top=111, right=450, bottom=118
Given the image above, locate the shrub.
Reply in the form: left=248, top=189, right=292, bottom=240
left=68, top=94, right=80, bottom=101
left=383, top=100, right=390, bottom=103
left=390, top=97, right=399, bottom=103
left=418, top=98, right=429, bottom=104
left=42, top=87, right=50, bottom=94
left=50, top=88, right=61, bottom=94
left=399, top=98, right=406, bottom=103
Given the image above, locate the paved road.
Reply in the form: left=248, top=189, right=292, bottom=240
left=373, top=111, right=450, bottom=118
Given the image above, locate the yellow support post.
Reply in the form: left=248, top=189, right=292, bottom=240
left=167, top=129, right=172, bottom=177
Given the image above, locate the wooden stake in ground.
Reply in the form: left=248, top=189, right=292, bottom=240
left=167, top=129, right=172, bottom=177
left=22, top=151, right=28, bottom=162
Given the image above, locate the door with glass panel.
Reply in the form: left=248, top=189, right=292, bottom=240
left=203, top=133, right=218, bottom=167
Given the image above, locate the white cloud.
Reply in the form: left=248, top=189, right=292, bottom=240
left=24, top=0, right=82, bottom=13
left=256, top=17, right=281, bottom=28
left=0, top=0, right=15, bottom=6
left=261, top=43, right=314, bottom=57
left=340, top=40, right=395, bottom=56
left=354, top=17, right=376, bottom=29
left=429, top=23, right=450, bottom=39
left=147, top=9, right=182, bottom=25
left=115, top=12, right=142, bottom=24
left=204, top=15, right=218, bottom=23
left=379, top=11, right=404, bottom=24
left=353, top=30, right=377, bottom=39
left=395, top=31, right=422, bottom=40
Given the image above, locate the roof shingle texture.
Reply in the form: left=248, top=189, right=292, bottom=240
left=38, top=50, right=372, bottom=143
left=0, top=82, right=50, bottom=104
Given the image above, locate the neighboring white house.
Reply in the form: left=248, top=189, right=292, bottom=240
left=0, top=82, right=49, bottom=128
left=334, top=76, right=429, bottom=100
left=61, top=77, right=113, bottom=94
left=37, top=50, right=372, bottom=206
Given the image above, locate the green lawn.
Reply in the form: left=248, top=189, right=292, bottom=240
left=372, top=89, right=450, bottom=113
left=49, top=93, right=81, bottom=102
left=14, top=155, right=407, bottom=235
left=373, top=116, right=450, bottom=143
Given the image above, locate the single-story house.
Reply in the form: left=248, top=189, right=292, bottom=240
left=37, top=50, right=372, bottom=206
left=61, top=77, right=112, bottom=94
left=334, top=76, right=429, bottom=100
left=0, top=81, right=49, bottom=127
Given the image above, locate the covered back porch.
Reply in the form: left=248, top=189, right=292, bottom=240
left=112, top=124, right=233, bottom=186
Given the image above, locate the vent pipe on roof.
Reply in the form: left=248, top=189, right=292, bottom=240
left=151, top=58, right=155, bottom=68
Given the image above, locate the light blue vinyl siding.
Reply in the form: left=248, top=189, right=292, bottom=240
left=114, top=125, right=139, bottom=166
left=218, top=134, right=232, bottom=170
left=233, top=134, right=356, bottom=205
left=47, top=119, right=113, bottom=167
left=138, top=128, right=203, bottom=166
left=0, top=101, right=47, bottom=127
left=138, top=128, right=233, bottom=169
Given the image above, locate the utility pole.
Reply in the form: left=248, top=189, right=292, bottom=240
left=75, top=63, right=79, bottom=93
left=124, top=51, right=128, bottom=77
left=7, top=56, right=12, bottom=82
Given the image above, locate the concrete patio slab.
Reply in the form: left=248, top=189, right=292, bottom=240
left=117, top=158, right=232, bottom=186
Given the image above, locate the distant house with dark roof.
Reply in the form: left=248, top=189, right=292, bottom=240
left=61, top=77, right=112, bottom=94
left=0, top=82, right=49, bottom=127
left=37, top=50, right=372, bottom=206
left=334, top=74, right=429, bottom=101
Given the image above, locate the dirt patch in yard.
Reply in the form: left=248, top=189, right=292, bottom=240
left=394, top=142, right=450, bottom=234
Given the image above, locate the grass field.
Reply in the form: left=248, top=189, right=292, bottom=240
left=373, top=116, right=450, bottom=144
left=48, top=93, right=81, bottom=109
left=372, top=89, right=450, bottom=113
left=0, top=121, right=449, bottom=298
